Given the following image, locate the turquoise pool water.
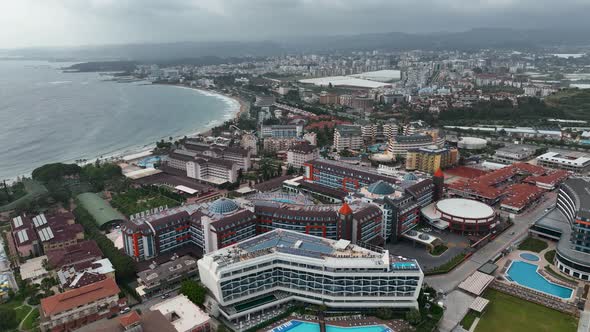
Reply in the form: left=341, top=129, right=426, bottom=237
left=506, top=261, right=573, bottom=299
left=270, top=321, right=390, bottom=332
left=519, top=253, right=540, bottom=261
left=138, top=156, right=161, bottom=168
left=273, top=198, right=297, bottom=204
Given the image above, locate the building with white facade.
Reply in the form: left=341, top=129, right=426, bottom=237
left=287, top=143, right=319, bottom=168
left=198, top=229, right=422, bottom=325
left=334, top=125, right=363, bottom=152
left=167, top=150, right=239, bottom=185
left=492, top=144, right=537, bottom=164
left=150, top=294, right=210, bottom=332
left=260, top=125, right=303, bottom=139
left=387, top=134, right=443, bottom=158
left=537, top=152, right=590, bottom=174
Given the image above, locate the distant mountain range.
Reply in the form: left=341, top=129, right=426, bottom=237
left=2, top=28, right=589, bottom=63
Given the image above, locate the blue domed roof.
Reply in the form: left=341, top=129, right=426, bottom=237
left=403, top=173, right=418, bottom=181
left=209, top=198, right=240, bottom=215
left=367, top=181, right=395, bottom=195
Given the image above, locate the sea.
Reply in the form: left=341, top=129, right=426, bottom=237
left=0, top=60, right=239, bottom=181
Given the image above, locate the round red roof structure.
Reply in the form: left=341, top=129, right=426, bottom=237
left=339, top=203, right=353, bottom=215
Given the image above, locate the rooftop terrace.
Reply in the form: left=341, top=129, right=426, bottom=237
left=207, top=229, right=419, bottom=271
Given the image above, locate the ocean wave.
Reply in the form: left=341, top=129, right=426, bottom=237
left=48, top=80, right=72, bottom=85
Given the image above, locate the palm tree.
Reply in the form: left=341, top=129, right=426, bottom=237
left=259, top=158, right=276, bottom=180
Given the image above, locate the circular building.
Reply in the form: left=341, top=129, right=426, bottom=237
left=422, top=198, right=496, bottom=234
left=457, top=137, right=487, bottom=150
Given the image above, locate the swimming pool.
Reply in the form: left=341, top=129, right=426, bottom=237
left=506, top=261, right=573, bottom=299
left=519, top=253, right=540, bottom=261
left=137, top=156, right=161, bottom=168
left=270, top=321, right=390, bottom=332
left=273, top=198, right=297, bottom=204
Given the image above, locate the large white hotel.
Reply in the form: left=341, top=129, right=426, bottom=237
left=198, top=229, right=423, bottom=325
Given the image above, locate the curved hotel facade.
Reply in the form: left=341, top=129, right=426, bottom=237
left=198, top=229, right=423, bottom=324
left=555, top=178, right=590, bottom=280
left=532, top=178, right=590, bottom=280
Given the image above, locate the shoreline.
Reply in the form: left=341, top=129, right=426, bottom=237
left=87, top=83, right=246, bottom=164
left=4, top=82, right=245, bottom=183
left=156, top=83, right=248, bottom=137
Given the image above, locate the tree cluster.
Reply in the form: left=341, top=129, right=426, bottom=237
left=179, top=280, right=206, bottom=306
left=73, top=204, right=136, bottom=282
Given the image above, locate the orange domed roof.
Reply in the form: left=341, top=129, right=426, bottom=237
left=434, top=168, right=444, bottom=178
left=339, top=203, right=353, bottom=215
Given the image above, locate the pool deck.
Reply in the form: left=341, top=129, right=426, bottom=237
left=264, top=314, right=411, bottom=332
left=494, top=242, right=581, bottom=302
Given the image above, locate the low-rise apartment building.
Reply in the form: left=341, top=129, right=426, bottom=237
left=40, top=277, right=121, bottom=332
left=537, top=151, right=590, bottom=174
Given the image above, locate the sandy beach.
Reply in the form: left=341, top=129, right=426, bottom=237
left=114, top=83, right=246, bottom=162
left=67, top=83, right=246, bottom=168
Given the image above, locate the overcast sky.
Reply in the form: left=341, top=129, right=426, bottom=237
left=1, top=0, right=589, bottom=48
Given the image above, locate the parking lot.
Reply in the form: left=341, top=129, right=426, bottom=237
left=386, top=227, right=471, bottom=271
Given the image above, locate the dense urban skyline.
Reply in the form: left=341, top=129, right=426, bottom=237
left=1, top=0, right=590, bottom=48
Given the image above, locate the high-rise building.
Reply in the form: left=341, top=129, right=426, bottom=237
left=333, top=125, right=363, bottom=152
left=531, top=178, right=590, bottom=280
left=387, top=134, right=444, bottom=159
left=198, top=230, right=423, bottom=325
left=319, top=91, right=338, bottom=105
left=287, top=142, right=319, bottom=168
left=405, top=146, right=459, bottom=174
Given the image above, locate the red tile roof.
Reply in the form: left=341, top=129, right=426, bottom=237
left=41, top=277, right=120, bottom=317
left=448, top=163, right=568, bottom=207
left=500, top=184, right=545, bottom=210
left=46, top=240, right=103, bottom=269
left=119, top=311, right=141, bottom=327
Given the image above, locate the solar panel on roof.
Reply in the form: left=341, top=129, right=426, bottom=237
left=33, top=214, right=48, bottom=227
left=46, top=227, right=54, bottom=240
left=17, top=229, right=29, bottom=243
left=38, top=227, right=55, bottom=242
left=13, top=216, right=23, bottom=228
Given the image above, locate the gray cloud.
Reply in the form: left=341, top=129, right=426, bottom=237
left=1, top=0, right=589, bottom=48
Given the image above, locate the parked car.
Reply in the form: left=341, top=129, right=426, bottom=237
left=119, top=307, right=131, bottom=315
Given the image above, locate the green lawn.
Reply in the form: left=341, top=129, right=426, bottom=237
left=545, top=250, right=556, bottom=262
left=475, top=290, right=578, bottom=332
left=430, top=244, right=448, bottom=256
left=15, top=305, right=32, bottom=323
left=461, top=310, right=479, bottom=330
left=22, top=308, right=40, bottom=330
left=110, top=187, right=181, bottom=216
left=0, top=298, right=24, bottom=310
left=517, top=237, right=548, bottom=253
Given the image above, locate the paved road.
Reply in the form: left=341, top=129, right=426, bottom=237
left=429, top=194, right=557, bottom=331
left=131, top=289, right=180, bottom=313
left=578, top=311, right=590, bottom=332
left=426, top=194, right=556, bottom=294
left=438, top=290, right=475, bottom=332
